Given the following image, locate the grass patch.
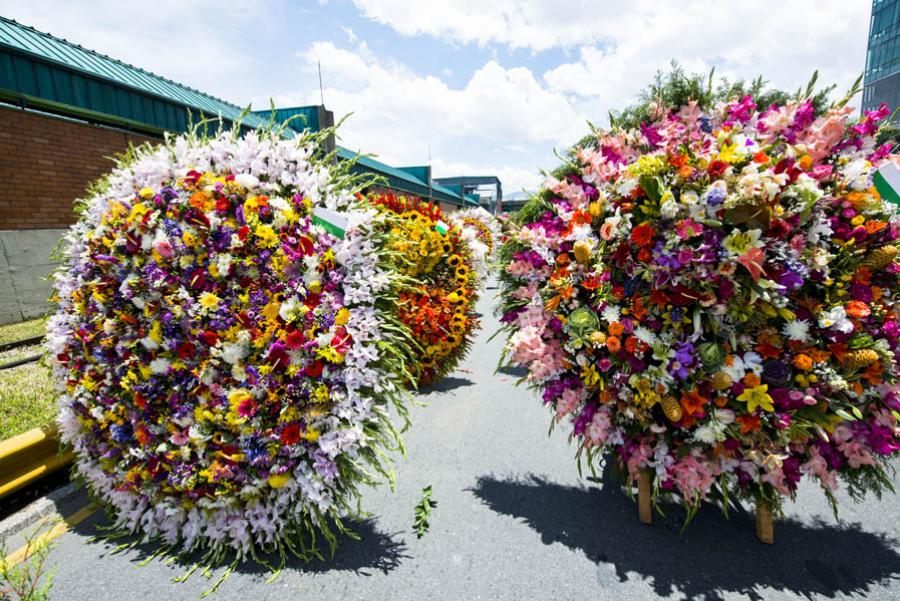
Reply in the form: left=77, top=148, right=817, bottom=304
left=0, top=358, right=56, bottom=440
left=0, top=317, right=47, bottom=346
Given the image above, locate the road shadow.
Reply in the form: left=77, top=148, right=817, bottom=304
left=496, top=364, right=527, bottom=378
left=422, top=376, right=475, bottom=394
left=71, top=512, right=407, bottom=579
left=468, top=469, right=900, bottom=600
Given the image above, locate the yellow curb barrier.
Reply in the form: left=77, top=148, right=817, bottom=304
left=2, top=504, right=98, bottom=568
left=0, top=424, right=73, bottom=500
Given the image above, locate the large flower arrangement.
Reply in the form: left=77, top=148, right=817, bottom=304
left=46, top=128, right=414, bottom=563
left=370, top=193, right=480, bottom=386
left=451, top=206, right=501, bottom=284
left=499, top=77, right=900, bottom=516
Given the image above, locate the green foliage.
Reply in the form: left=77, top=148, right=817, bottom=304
left=0, top=524, right=57, bottom=601
left=412, top=485, right=438, bottom=538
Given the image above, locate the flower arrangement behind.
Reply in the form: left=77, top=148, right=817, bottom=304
left=450, top=206, right=501, bottom=285
left=369, top=192, right=480, bottom=386
left=46, top=123, right=417, bottom=573
left=498, top=68, right=900, bottom=523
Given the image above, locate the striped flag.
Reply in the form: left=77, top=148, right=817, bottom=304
left=435, top=220, right=449, bottom=235
left=312, top=207, right=348, bottom=239
left=874, top=162, right=900, bottom=206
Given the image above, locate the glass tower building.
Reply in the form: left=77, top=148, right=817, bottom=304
left=864, top=0, right=900, bottom=119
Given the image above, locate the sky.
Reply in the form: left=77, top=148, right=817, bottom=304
left=0, top=0, right=874, bottom=194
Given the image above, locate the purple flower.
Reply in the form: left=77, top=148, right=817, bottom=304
left=668, top=341, right=696, bottom=380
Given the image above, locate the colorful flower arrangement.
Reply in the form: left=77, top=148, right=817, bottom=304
left=450, top=206, right=501, bottom=284
left=369, top=193, right=480, bottom=386
left=498, top=75, right=900, bottom=517
left=46, top=127, right=415, bottom=564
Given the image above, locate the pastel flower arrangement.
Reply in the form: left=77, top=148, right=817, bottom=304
left=450, top=206, right=501, bottom=283
left=498, top=75, right=900, bottom=517
left=369, top=193, right=480, bottom=386
left=46, top=127, right=415, bottom=564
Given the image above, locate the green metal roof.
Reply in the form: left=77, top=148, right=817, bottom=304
left=337, top=148, right=468, bottom=205
left=252, top=106, right=324, bottom=132
left=0, top=16, right=266, bottom=133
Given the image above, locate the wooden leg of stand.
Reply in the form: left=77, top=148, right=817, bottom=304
left=756, top=498, right=774, bottom=544
left=638, top=469, right=652, bottom=524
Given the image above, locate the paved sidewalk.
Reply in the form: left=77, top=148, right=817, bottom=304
left=23, top=290, right=900, bottom=600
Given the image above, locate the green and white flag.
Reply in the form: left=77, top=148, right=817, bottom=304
left=312, top=207, right=348, bottom=239
left=874, top=162, right=900, bottom=206
left=435, top=220, right=449, bottom=235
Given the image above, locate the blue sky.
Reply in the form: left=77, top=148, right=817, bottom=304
left=0, top=0, right=873, bottom=192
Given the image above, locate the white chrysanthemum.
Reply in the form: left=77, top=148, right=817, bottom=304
left=783, top=319, right=811, bottom=343
left=601, top=305, right=622, bottom=324
left=634, top=325, right=658, bottom=345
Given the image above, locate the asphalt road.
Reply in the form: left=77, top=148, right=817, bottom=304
left=33, top=287, right=900, bottom=600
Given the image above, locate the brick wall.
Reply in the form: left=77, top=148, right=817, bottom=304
left=0, top=105, right=159, bottom=229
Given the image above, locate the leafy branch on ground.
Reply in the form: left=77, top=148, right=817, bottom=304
left=0, top=523, right=57, bottom=601
left=412, top=485, right=437, bottom=538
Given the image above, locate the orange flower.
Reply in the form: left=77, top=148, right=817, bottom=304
left=669, top=153, right=688, bottom=168
left=680, top=389, right=708, bottom=417
left=863, top=361, right=883, bottom=386
left=624, top=336, right=638, bottom=353
left=630, top=223, right=655, bottom=248
left=808, top=348, right=831, bottom=364
left=742, top=372, right=761, bottom=388
left=845, top=300, right=871, bottom=319
left=755, top=341, right=782, bottom=360
left=865, top=220, right=887, bottom=235
left=793, top=354, right=813, bottom=371
left=606, top=336, right=621, bottom=353
left=737, top=414, right=761, bottom=434
left=608, top=321, right=624, bottom=337
left=852, top=267, right=872, bottom=284
left=190, top=191, right=207, bottom=209
left=631, top=296, right=648, bottom=320
left=581, top=275, right=601, bottom=290
left=738, top=247, right=766, bottom=281
left=678, top=164, right=694, bottom=179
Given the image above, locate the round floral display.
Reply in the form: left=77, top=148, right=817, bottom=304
left=370, top=193, right=480, bottom=386
left=451, top=207, right=501, bottom=284
left=499, top=88, right=900, bottom=513
left=46, top=130, right=412, bottom=559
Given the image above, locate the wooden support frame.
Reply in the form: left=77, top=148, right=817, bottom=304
left=635, top=468, right=775, bottom=544
left=637, top=469, right=653, bottom=524
left=756, top=498, right=774, bottom=544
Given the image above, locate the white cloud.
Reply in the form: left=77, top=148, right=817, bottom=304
left=266, top=40, right=585, bottom=191
left=351, top=0, right=616, bottom=51
left=542, top=0, right=869, bottom=118
left=353, top=0, right=869, bottom=112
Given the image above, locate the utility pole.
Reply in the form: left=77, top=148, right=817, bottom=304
left=318, top=60, right=325, bottom=106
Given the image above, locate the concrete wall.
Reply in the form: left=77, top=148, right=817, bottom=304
left=0, top=229, right=65, bottom=325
